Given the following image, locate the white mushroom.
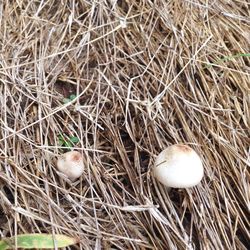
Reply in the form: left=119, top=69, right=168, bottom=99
left=153, top=144, right=204, bottom=188
left=56, top=151, right=84, bottom=181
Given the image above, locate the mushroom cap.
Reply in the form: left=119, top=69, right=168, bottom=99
left=56, top=151, right=84, bottom=181
left=153, top=144, right=203, bottom=188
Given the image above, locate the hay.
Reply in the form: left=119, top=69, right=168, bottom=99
left=0, top=1, right=249, bottom=249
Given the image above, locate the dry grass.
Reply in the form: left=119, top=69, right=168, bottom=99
left=0, top=1, right=249, bottom=249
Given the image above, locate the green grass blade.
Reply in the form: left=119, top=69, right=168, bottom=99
left=205, top=52, right=250, bottom=68
left=3, top=234, right=78, bottom=249
left=64, top=141, right=73, bottom=148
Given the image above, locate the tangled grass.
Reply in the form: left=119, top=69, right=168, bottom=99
left=0, top=1, right=249, bottom=249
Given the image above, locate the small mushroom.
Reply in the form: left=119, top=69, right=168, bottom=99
left=153, top=144, right=204, bottom=188
left=56, top=151, right=84, bottom=181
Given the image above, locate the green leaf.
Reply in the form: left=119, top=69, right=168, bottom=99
left=58, top=134, right=79, bottom=148
left=62, top=98, right=71, bottom=104
left=69, top=94, right=77, bottom=100
left=58, top=134, right=64, bottom=139
left=69, top=136, right=79, bottom=143
left=58, top=135, right=66, bottom=146
left=2, top=234, right=78, bottom=249
left=0, top=241, right=8, bottom=250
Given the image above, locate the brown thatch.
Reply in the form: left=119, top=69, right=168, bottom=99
left=0, top=1, right=249, bottom=249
